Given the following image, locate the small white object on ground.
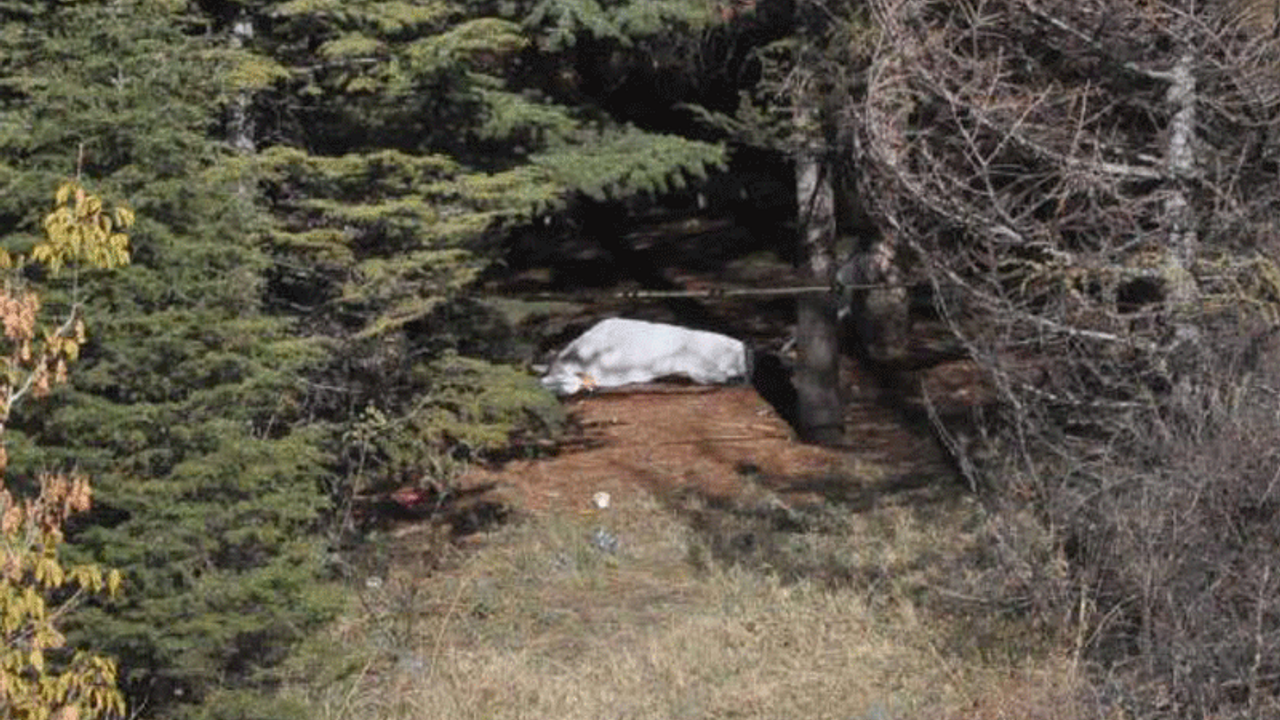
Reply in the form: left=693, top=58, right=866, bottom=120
left=592, top=491, right=611, bottom=509
left=590, top=527, right=620, bottom=554
left=540, top=318, right=751, bottom=396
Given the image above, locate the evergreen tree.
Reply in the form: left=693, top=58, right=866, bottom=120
left=790, top=0, right=844, bottom=445
left=0, top=2, right=340, bottom=716
left=210, top=0, right=728, bottom=497
left=680, top=0, right=875, bottom=442
left=0, top=181, right=130, bottom=720
left=0, top=0, right=750, bottom=716
left=233, top=0, right=726, bottom=337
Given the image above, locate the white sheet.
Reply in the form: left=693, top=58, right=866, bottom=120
left=540, top=318, right=750, bottom=396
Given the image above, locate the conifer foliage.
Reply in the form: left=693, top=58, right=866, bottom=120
left=3, top=0, right=735, bottom=716
left=0, top=1, right=339, bottom=716
left=230, top=0, right=727, bottom=497
left=240, top=0, right=726, bottom=338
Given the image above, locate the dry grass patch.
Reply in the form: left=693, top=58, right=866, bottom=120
left=285, top=491, right=1091, bottom=720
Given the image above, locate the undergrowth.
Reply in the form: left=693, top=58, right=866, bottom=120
left=277, top=486, right=1093, bottom=720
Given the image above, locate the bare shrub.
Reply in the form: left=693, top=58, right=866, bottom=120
left=846, top=0, right=1280, bottom=714
left=1056, top=325, right=1280, bottom=718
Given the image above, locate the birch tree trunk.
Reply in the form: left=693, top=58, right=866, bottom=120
left=230, top=14, right=256, bottom=156
left=230, top=13, right=256, bottom=204
left=1163, top=48, right=1198, bottom=304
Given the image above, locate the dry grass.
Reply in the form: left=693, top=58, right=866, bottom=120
left=282, top=488, right=1092, bottom=720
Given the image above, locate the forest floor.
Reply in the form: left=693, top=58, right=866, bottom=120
left=281, top=207, right=1090, bottom=718
left=287, top=381, right=1092, bottom=720
left=464, top=384, right=907, bottom=515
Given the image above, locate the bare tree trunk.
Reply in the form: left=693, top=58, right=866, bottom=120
left=230, top=13, right=256, bottom=203
left=794, top=144, right=843, bottom=443
left=230, top=14, right=256, bottom=156
left=792, top=1, right=843, bottom=445
left=1163, top=49, right=1198, bottom=304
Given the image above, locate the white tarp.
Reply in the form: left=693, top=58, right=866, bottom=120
left=540, top=318, right=751, bottom=396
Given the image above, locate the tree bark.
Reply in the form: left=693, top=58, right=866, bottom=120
left=791, top=0, right=843, bottom=445
left=230, top=13, right=256, bottom=204
left=230, top=14, right=256, bottom=156
left=1163, top=49, right=1198, bottom=304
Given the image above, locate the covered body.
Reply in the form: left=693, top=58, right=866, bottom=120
left=540, top=318, right=751, bottom=396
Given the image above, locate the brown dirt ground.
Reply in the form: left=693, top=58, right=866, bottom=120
left=459, top=374, right=961, bottom=517
left=474, top=203, right=984, bottom=520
